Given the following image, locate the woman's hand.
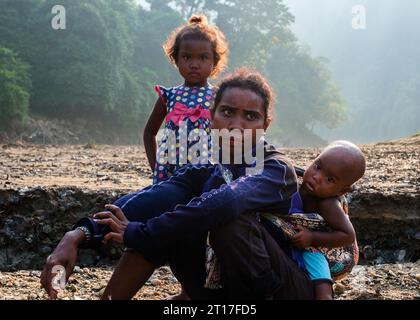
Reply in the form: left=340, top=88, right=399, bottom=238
left=40, top=229, right=83, bottom=299
left=290, top=226, right=313, bottom=249
left=94, top=204, right=129, bottom=245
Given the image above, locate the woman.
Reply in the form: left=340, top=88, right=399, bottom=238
left=40, top=69, right=314, bottom=300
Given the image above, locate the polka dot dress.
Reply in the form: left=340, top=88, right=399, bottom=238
left=153, top=84, right=215, bottom=184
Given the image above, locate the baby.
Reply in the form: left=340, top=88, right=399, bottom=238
left=290, top=140, right=366, bottom=300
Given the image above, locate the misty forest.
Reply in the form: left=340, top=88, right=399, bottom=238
left=1, top=0, right=418, bottom=146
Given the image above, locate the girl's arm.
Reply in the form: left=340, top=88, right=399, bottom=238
left=307, top=198, right=356, bottom=248
left=143, top=97, right=166, bottom=171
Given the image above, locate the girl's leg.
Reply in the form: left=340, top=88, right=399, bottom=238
left=101, top=250, right=155, bottom=300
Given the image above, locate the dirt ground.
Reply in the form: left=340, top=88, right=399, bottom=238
left=0, top=134, right=419, bottom=300
left=0, top=262, right=418, bottom=300
left=1, top=135, right=419, bottom=195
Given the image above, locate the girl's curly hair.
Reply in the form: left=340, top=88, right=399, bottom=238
left=163, top=14, right=229, bottom=77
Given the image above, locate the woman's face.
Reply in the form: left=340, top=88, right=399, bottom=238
left=212, top=87, right=269, bottom=157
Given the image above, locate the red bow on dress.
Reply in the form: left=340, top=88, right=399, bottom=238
left=166, top=102, right=211, bottom=126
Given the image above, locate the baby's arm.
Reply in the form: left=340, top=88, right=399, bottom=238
left=291, top=197, right=356, bottom=249
left=143, top=97, right=166, bottom=171
left=310, top=198, right=356, bottom=248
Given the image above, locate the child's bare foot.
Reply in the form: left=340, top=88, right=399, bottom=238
left=165, top=288, right=190, bottom=300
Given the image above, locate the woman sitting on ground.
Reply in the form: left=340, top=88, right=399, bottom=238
left=41, top=68, right=314, bottom=300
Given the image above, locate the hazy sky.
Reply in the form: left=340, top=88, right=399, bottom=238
left=284, top=0, right=392, bottom=57
left=132, top=0, right=419, bottom=142
left=282, top=0, right=419, bottom=75
left=282, top=0, right=420, bottom=142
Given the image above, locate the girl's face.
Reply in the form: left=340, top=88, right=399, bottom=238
left=177, top=39, right=215, bottom=87
left=212, top=87, right=270, bottom=156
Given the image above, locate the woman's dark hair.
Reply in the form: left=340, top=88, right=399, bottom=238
left=213, top=68, right=275, bottom=123
left=163, top=14, right=229, bottom=77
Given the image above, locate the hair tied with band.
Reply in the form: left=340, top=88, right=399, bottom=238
left=189, top=14, right=208, bottom=26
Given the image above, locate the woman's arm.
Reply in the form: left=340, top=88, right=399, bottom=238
left=40, top=229, right=85, bottom=299
left=41, top=164, right=213, bottom=298
left=143, top=97, right=166, bottom=171
left=72, top=164, right=214, bottom=249
left=122, top=156, right=298, bottom=255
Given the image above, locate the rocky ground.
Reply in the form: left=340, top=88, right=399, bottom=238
left=0, top=134, right=419, bottom=299
left=0, top=263, right=418, bottom=300
left=0, top=266, right=181, bottom=300
left=1, top=134, right=418, bottom=196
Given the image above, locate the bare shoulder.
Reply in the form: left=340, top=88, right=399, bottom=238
left=318, top=197, right=345, bottom=216
left=319, top=197, right=341, bottom=207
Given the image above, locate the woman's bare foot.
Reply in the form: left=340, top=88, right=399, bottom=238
left=165, top=287, right=190, bottom=300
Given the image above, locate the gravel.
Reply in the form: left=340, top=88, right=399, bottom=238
left=0, top=134, right=418, bottom=300
left=0, top=262, right=418, bottom=300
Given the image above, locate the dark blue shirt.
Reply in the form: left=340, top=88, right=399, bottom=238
left=74, top=141, right=298, bottom=260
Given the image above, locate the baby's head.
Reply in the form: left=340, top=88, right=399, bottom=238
left=302, top=140, right=366, bottom=198
left=163, top=14, right=229, bottom=84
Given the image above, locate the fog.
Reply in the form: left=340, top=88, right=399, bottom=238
left=284, top=0, right=420, bottom=143
left=1, top=0, right=418, bottom=145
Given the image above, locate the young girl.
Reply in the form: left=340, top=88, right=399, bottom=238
left=143, top=14, right=229, bottom=184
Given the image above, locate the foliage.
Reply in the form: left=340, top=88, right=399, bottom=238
left=0, top=0, right=347, bottom=144
left=0, top=47, right=32, bottom=130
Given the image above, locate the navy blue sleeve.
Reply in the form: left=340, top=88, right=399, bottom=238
left=73, top=164, right=213, bottom=249
left=117, top=165, right=213, bottom=222
left=123, top=157, right=298, bottom=254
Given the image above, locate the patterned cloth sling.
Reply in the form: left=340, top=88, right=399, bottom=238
left=261, top=197, right=359, bottom=281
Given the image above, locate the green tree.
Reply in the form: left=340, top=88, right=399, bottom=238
left=171, top=0, right=295, bottom=69
left=133, top=3, right=184, bottom=87
left=0, top=0, right=41, bottom=63
left=0, top=0, right=348, bottom=144
left=0, top=47, right=32, bottom=130
left=0, top=0, right=155, bottom=132
left=28, top=0, right=132, bottom=119
left=170, top=0, right=346, bottom=144
left=266, top=44, right=346, bottom=134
